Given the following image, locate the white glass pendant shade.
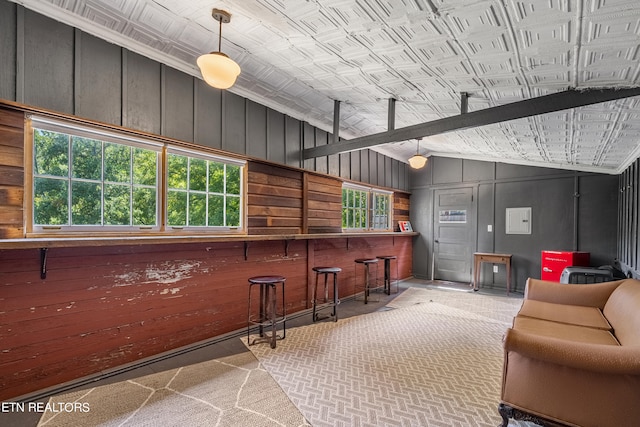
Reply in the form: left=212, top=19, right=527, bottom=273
left=197, top=52, right=241, bottom=90
left=408, top=138, right=428, bottom=169
left=408, top=154, right=428, bottom=169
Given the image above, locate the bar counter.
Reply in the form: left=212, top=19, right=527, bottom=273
left=0, top=232, right=415, bottom=400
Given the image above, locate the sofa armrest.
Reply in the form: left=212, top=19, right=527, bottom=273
left=503, top=328, right=640, bottom=375
left=524, top=278, right=623, bottom=308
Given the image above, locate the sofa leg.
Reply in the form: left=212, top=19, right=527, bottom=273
left=498, top=403, right=572, bottom=427
left=498, top=403, right=512, bottom=427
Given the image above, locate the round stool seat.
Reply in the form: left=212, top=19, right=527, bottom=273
left=376, top=255, right=397, bottom=260
left=313, top=267, right=342, bottom=274
left=249, top=275, right=286, bottom=284
left=355, top=258, right=378, bottom=264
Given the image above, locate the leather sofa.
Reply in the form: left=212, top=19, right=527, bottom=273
left=499, top=278, right=640, bottom=427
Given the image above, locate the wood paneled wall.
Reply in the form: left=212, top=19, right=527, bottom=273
left=0, top=108, right=23, bottom=238
left=304, top=174, right=342, bottom=234
left=0, top=235, right=413, bottom=400
left=394, top=192, right=410, bottom=232
left=247, top=162, right=304, bottom=235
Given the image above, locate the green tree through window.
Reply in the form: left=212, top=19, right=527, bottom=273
left=167, top=151, right=242, bottom=228
left=342, top=185, right=392, bottom=231
left=33, top=128, right=159, bottom=228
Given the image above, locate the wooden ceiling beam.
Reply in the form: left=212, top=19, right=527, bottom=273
left=302, top=88, right=640, bottom=159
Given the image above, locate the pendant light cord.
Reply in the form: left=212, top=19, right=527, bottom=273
left=218, top=17, right=222, bottom=52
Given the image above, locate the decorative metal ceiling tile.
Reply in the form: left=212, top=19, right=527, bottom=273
left=10, top=0, right=640, bottom=173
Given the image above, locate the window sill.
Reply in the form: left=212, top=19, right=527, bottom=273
left=0, top=231, right=418, bottom=250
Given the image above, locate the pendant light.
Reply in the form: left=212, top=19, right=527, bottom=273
left=408, top=138, right=427, bottom=169
left=197, top=9, right=241, bottom=90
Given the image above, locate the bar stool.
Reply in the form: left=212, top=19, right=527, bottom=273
left=247, top=275, right=286, bottom=349
left=354, top=258, right=379, bottom=304
left=312, top=267, right=341, bottom=322
left=376, top=255, right=398, bottom=295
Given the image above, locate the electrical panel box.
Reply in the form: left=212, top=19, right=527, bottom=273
left=541, top=251, right=590, bottom=282
left=506, top=207, right=531, bottom=234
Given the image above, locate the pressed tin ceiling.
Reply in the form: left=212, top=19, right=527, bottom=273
left=10, top=0, right=640, bottom=174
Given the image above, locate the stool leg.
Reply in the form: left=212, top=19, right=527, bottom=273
left=385, top=259, right=391, bottom=295
left=323, top=272, right=329, bottom=304
left=364, top=264, right=369, bottom=304
left=280, top=280, right=286, bottom=339
left=247, top=284, right=252, bottom=345
left=269, top=284, right=277, bottom=349
left=259, top=283, right=265, bottom=338
left=332, top=272, right=338, bottom=321
left=313, top=272, right=319, bottom=322
left=394, top=258, right=399, bottom=293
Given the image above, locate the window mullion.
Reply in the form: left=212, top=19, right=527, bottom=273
left=67, top=134, right=73, bottom=226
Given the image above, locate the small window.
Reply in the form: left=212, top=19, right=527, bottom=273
left=166, top=148, right=244, bottom=230
left=342, top=184, right=392, bottom=231
left=342, top=187, right=369, bottom=230
left=371, top=191, right=391, bottom=230
left=31, top=119, right=161, bottom=232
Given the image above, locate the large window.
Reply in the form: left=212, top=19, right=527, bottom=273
left=342, top=184, right=392, bottom=231
left=29, top=116, right=245, bottom=234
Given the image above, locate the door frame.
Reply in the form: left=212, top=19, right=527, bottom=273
left=431, top=185, right=478, bottom=282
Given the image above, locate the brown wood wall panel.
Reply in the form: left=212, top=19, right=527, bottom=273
left=247, top=161, right=303, bottom=235
left=309, top=236, right=413, bottom=299
left=393, top=192, right=411, bottom=231
left=0, top=108, right=24, bottom=238
left=0, top=235, right=412, bottom=400
left=305, top=173, right=342, bottom=234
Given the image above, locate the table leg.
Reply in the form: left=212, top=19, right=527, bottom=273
left=506, top=260, right=512, bottom=296
left=473, top=258, right=480, bottom=291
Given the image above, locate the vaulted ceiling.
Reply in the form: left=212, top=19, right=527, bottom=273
left=14, top=0, right=640, bottom=174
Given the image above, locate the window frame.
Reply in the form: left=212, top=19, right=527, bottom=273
left=165, top=146, right=245, bottom=232
left=341, top=183, right=393, bottom=232
left=26, top=115, right=247, bottom=236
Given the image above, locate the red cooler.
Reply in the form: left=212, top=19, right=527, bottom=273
left=541, top=251, right=590, bottom=282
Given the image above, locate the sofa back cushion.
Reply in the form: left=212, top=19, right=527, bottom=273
left=603, top=280, right=640, bottom=346
left=518, top=300, right=611, bottom=330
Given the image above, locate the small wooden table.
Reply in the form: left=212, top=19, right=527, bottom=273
left=473, top=252, right=513, bottom=295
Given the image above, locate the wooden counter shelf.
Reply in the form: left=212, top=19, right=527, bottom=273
left=0, top=231, right=419, bottom=250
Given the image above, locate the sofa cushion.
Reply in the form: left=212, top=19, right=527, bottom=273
left=518, top=299, right=611, bottom=330
left=603, top=280, right=640, bottom=346
left=513, top=317, right=620, bottom=346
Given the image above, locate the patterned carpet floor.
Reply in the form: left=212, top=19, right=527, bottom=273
left=246, top=287, right=526, bottom=427
left=37, top=286, right=530, bottom=426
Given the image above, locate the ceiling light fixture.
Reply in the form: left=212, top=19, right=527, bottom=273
left=408, top=138, right=428, bottom=169
left=197, top=9, right=241, bottom=90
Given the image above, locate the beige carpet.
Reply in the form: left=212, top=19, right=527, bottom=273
left=37, top=352, right=309, bottom=427
left=39, top=286, right=529, bottom=426
left=246, top=287, right=528, bottom=427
